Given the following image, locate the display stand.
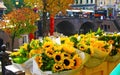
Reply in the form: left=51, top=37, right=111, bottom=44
left=107, top=60, right=120, bottom=75
left=76, top=62, right=108, bottom=75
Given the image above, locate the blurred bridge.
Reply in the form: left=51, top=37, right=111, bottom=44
left=46, top=17, right=120, bottom=35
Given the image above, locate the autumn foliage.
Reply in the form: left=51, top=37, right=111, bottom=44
left=24, top=0, right=74, bottom=16
left=0, top=7, right=39, bottom=50
left=2, top=8, right=39, bottom=35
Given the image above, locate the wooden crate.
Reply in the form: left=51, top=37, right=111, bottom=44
left=107, top=60, right=120, bottom=75
left=79, top=62, right=107, bottom=75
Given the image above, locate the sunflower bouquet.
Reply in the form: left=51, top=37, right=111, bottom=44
left=10, top=39, right=42, bottom=75
left=98, top=33, right=120, bottom=62
left=10, top=36, right=84, bottom=75
left=76, top=33, right=112, bottom=68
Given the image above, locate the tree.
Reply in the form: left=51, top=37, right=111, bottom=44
left=0, top=8, right=39, bottom=51
left=2, top=0, right=15, bottom=13
left=24, top=0, right=74, bottom=36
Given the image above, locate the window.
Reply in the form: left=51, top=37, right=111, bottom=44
left=108, top=25, right=110, bottom=29
left=19, top=34, right=28, bottom=46
left=104, top=25, right=107, bottom=31
left=80, top=0, right=82, bottom=4
left=86, top=0, right=88, bottom=4
left=91, top=0, right=93, bottom=3
left=76, top=0, right=78, bottom=4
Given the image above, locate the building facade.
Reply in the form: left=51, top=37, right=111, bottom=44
left=73, top=0, right=120, bottom=17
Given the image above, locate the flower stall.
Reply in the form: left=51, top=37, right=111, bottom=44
left=9, top=31, right=120, bottom=75
left=10, top=36, right=87, bottom=75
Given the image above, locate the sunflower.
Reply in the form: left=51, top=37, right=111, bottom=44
left=61, top=52, right=71, bottom=58
left=44, top=36, right=53, bottom=42
left=35, top=55, right=43, bottom=68
left=65, top=39, right=74, bottom=47
left=29, top=49, right=42, bottom=58
left=108, top=40, right=114, bottom=44
left=89, top=46, right=94, bottom=55
left=60, top=37, right=69, bottom=44
left=53, top=45, right=62, bottom=51
left=45, top=48, right=54, bottom=58
left=42, top=42, right=54, bottom=49
left=62, top=44, right=76, bottom=54
left=77, top=44, right=87, bottom=51
left=52, top=63, right=64, bottom=72
left=53, top=52, right=63, bottom=62
left=20, top=43, right=28, bottom=50
left=30, top=39, right=40, bottom=49
left=72, top=54, right=82, bottom=69
left=63, top=57, right=74, bottom=70
left=10, top=52, right=21, bottom=57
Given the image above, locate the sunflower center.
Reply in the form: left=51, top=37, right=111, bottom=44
left=64, top=54, right=68, bottom=57
left=74, top=60, right=77, bottom=66
left=81, top=46, right=84, bottom=49
left=55, top=66, right=61, bottom=70
left=48, top=51, right=53, bottom=55
left=64, top=59, right=70, bottom=66
left=56, top=55, right=61, bottom=61
left=46, top=45, right=50, bottom=47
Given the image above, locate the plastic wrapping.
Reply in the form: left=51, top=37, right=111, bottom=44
left=92, top=45, right=112, bottom=59
left=106, top=53, right=120, bottom=62
left=84, top=55, right=105, bottom=68
left=12, top=51, right=88, bottom=75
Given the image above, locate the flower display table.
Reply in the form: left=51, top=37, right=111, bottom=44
left=80, top=62, right=107, bottom=75
left=107, top=60, right=120, bottom=75
left=76, top=61, right=120, bottom=75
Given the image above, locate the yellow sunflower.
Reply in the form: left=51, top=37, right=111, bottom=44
left=45, top=48, right=54, bottom=58
left=62, top=44, right=76, bottom=54
left=78, top=44, right=87, bottom=51
left=53, top=63, right=64, bottom=72
left=10, top=52, right=21, bottom=57
left=29, top=49, right=42, bottom=58
left=42, top=42, right=54, bottom=49
left=35, top=55, right=43, bottom=68
left=53, top=52, right=63, bottom=62
left=108, top=40, right=114, bottom=44
left=60, top=37, right=69, bottom=44
left=44, top=36, right=52, bottom=42
left=72, top=54, right=82, bottom=69
left=63, top=57, right=74, bottom=69
left=61, top=52, right=71, bottom=58
left=89, top=46, right=94, bottom=55
left=20, top=43, right=28, bottom=50
left=65, top=40, right=74, bottom=47
left=53, top=45, right=62, bottom=51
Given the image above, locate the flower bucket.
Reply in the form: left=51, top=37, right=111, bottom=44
left=106, top=53, right=120, bottom=62
left=84, top=56, right=105, bottom=68
left=92, top=45, right=112, bottom=59
left=84, top=45, right=112, bottom=68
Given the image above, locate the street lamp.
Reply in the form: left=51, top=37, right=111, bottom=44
left=15, top=0, right=19, bottom=5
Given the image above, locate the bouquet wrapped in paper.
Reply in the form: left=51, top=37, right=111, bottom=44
left=98, top=33, right=120, bottom=62
left=76, top=33, right=112, bottom=68
left=10, top=36, right=87, bottom=75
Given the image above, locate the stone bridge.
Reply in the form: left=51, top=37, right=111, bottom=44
left=1, top=17, right=120, bottom=50
left=47, top=17, right=120, bottom=35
